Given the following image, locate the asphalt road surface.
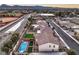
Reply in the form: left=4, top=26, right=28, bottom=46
left=46, top=19, right=79, bottom=55
left=0, top=14, right=31, bottom=34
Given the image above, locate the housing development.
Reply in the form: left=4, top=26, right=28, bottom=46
left=0, top=4, right=79, bottom=55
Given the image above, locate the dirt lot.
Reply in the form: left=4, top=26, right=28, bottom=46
left=0, top=17, right=18, bottom=27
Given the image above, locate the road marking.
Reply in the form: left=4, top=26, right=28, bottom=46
left=54, top=29, right=70, bottom=49
left=52, top=20, right=79, bottom=45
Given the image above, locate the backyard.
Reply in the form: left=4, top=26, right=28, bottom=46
left=23, top=34, right=34, bottom=39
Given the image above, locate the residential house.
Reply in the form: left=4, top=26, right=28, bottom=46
left=34, top=20, right=59, bottom=52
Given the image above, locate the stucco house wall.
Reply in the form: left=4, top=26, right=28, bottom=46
left=39, top=43, right=59, bottom=52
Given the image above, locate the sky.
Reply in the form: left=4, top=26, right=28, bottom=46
left=0, top=0, right=79, bottom=8
left=42, top=4, right=79, bottom=8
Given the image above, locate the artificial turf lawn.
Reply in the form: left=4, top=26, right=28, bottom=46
left=24, top=34, right=33, bottom=39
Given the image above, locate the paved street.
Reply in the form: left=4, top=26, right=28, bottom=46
left=15, top=15, right=29, bottom=34
left=46, top=19, right=79, bottom=55
left=0, top=14, right=31, bottom=33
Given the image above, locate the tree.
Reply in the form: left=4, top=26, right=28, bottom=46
left=1, top=32, right=19, bottom=54
left=74, top=32, right=79, bottom=40
left=1, top=46, right=9, bottom=53
left=67, top=49, right=76, bottom=55
left=1, top=40, right=13, bottom=54
left=11, top=32, right=19, bottom=43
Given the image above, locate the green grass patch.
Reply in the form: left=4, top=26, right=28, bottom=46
left=23, top=34, right=34, bottom=39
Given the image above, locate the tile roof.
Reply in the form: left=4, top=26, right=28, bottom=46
left=35, top=20, right=59, bottom=45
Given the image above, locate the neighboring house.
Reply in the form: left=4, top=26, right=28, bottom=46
left=37, top=13, right=55, bottom=17
left=34, top=20, right=59, bottom=52
left=71, top=25, right=79, bottom=29
left=74, top=29, right=79, bottom=34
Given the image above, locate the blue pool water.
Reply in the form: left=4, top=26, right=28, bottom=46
left=18, top=41, right=29, bottom=53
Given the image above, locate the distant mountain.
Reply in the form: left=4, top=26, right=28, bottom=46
left=0, top=4, right=79, bottom=12
left=0, top=4, right=10, bottom=7
left=0, top=4, right=50, bottom=10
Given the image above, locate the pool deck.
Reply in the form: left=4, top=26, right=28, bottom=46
left=14, top=37, right=33, bottom=54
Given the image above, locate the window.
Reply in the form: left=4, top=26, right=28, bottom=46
left=53, top=45, right=55, bottom=48
left=49, top=45, right=51, bottom=48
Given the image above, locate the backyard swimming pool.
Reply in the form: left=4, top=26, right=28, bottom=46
left=18, top=41, right=29, bottom=53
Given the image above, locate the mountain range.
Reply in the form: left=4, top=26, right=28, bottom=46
left=0, top=4, right=79, bottom=12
